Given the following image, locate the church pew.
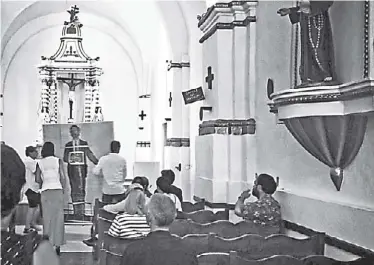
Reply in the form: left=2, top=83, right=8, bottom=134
left=97, top=208, right=116, bottom=264
left=172, top=219, right=282, bottom=238
left=197, top=252, right=230, bottom=265
left=207, top=233, right=325, bottom=260
left=178, top=209, right=229, bottom=224
left=103, top=230, right=324, bottom=265
left=181, top=200, right=205, bottom=213
left=229, top=252, right=371, bottom=265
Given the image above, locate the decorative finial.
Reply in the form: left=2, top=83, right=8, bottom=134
left=66, top=5, right=80, bottom=24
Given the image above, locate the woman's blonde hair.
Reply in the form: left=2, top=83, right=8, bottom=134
left=123, top=189, right=146, bottom=215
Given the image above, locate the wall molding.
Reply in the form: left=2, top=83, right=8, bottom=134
left=136, top=141, right=151, bottom=147
left=199, top=118, right=256, bottom=136
left=193, top=195, right=374, bottom=258
left=165, top=137, right=190, bottom=147
left=167, top=61, right=190, bottom=71
left=199, top=16, right=256, bottom=44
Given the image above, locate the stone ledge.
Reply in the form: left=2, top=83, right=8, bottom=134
left=199, top=119, right=256, bottom=136
left=165, top=138, right=190, bottom=147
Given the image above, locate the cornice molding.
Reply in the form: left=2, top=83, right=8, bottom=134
left=198, top=1, right=257, bottom=28
left=167, top=61, right=190, bottom=71
left=199, top=118, right=256, bottom=136
left=268, top=79, right=374, bottom=119
left=165, top=138, right=190, bottom=147
left=199, top=16, right=256, bottom=44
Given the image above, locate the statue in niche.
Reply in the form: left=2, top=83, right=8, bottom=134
left=93, top=107, right=104, bottom=122
left=278, top=0, right=338, bottom=87
left=68, top=90, right=75, bottom=122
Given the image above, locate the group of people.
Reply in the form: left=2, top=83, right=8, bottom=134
left=1, top=122, right=283, bottom=265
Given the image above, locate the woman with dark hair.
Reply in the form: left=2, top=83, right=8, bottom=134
left=36, top=142, right=66, bottom=255
left=156, top=177, right=182, bottom=211
left=1, top=142, right=59, bottom=265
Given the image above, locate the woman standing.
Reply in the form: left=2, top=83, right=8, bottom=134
left=36, top=142, right=66, bottom=255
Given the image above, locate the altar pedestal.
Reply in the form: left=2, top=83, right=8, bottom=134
left=43, top=121, right=114, bottom=216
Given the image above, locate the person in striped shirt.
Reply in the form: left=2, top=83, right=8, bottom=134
left=108, top=187, right=150, bottom=239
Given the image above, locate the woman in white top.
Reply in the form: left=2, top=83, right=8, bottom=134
left=35, top=142, right=66, bottom=255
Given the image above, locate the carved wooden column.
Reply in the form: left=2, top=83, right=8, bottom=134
left=195, top=1, right=258, bottom=204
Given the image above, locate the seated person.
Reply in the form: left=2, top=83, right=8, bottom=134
left=121, top=194, right=198, bottom=265
left=104, top=181, right=145, bottom=214
left=108, top=188, right=150, bottom=239
left=83, top=176, right=146, bottom=246
left=140, top=176, right=153, bottom=198
left=160, top=169, right=183, bottom=203
left=1, top=143, right=59, bottom=265
left=234, top=173, right=282, bottom=228
left=155, top=176, right=182, bottom=211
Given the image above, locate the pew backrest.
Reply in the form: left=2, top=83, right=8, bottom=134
left=180, top=209, right=229, bottom=224
left=181, top=201, right=205, bottom=213
left=197, top=252, right=230, bottom=265
left=208, top=233, right=325, bottom=260
left=230, top=253, right=368, bottom=265
left=230, top=253, right=304, bottom=265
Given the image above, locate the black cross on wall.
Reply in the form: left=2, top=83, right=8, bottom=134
left=139, top=110, right=147, bottom=120
left=205, top=66, right=214, bottom=90
left=168, top=92, right=172, bottom=107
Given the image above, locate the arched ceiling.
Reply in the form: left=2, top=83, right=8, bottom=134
left=1, top=0, right=206, bottom=93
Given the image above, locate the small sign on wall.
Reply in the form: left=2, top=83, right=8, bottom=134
left=182, top=87, right=205, bottom=105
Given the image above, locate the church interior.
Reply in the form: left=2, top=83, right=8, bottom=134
left=1, top=0, right=374, bottom=264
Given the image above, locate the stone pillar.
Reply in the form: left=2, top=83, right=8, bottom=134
left=366, top=0, right=374, bottom=79
left=164, top=57, right=191, bottom=194
left=180, top=55, right=191, bottom=200
left=0, top=93, right=3, bottom=141
left=195, top=2, right=257, bottom=204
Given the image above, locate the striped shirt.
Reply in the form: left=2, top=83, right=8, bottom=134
left=108, top=213, right=150, bottom=239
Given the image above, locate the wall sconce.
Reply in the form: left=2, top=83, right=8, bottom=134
left=175, top=163, right=182, bottom=172
left=199, top=106, right=212, bottom=121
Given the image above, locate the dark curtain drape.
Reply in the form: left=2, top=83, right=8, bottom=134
left=284, top=115, right=367, bottom=190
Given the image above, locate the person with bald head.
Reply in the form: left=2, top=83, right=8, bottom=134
left=120, top=194, right=198, bottom=265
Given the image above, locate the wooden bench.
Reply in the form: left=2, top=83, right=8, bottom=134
left=178, top=209, right=229, bottom=224
left=170, top=219, right=282, bottom=238
left=229, top=252, right=370, bottom=265
left=198, top=252, right=369, bottom=265
left=181, top=200, right=205, bottom=213
left=102, top=230, right=325, bottom=265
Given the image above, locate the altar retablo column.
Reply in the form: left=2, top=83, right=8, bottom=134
left=195, top=2, right=257, bottom=204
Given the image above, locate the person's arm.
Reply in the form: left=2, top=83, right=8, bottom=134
left=35, top=164, right=42, bottom=189
left=104, top=200, right=127, bottom=213
left=234, top=190, right=251, bottom=217
left=122, top=160, right=127, bottom=181
left=33, top=241, right=59, bottom=265
left=92, top=158, right=102, bottom=176
left=63, top=144, right=69, bottom=163
left=58, top=158, right=67, bottom=192
left=85, top=143, right=98, bottom=165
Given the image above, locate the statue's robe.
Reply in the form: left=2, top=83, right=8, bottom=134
left=289, top=1, right=335, bottom=84
left=63, top=139, right=95, bottom=217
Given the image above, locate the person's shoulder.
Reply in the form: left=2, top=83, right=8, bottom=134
left=80, top=139, right=88, bottom=145
left=64, top=141, right=72, bottom=147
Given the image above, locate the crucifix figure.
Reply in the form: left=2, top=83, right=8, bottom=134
left=139, top=110, right=147, bottom=120
left=67, top=5, right=80, bottom=23
left=168, top=92, right=172, bottom=107
left=60, top=73, right=85, bottom=121
left=205, top=66, right=214, bottom=90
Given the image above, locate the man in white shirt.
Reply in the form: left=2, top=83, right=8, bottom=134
left=83, top=140, right=127, bottom=246
left=24, top=146, right=41, bottom=233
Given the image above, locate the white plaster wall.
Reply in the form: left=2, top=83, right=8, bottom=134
left=255, top=0, right=374, bottom=249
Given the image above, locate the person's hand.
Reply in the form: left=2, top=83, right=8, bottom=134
left=239, top=189, right=251, bottom=200
left=277, top=8, right=291, bottom=16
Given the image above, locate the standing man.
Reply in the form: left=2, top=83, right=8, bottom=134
left=83, top=140, right=127, bottom=246
left=63, top=125, right=98, bottom=219
left=24, top=146, right=41, bottom=233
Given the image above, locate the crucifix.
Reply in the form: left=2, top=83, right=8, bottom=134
left=59, top=73, right=85, bottom=120
left=139, top=110, right=147, bottom=120
left=168, top=92, right=172, bottom=107
left=205, top=66, right=214, bottom=90
left=67, top=5, right=79, bottom=23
